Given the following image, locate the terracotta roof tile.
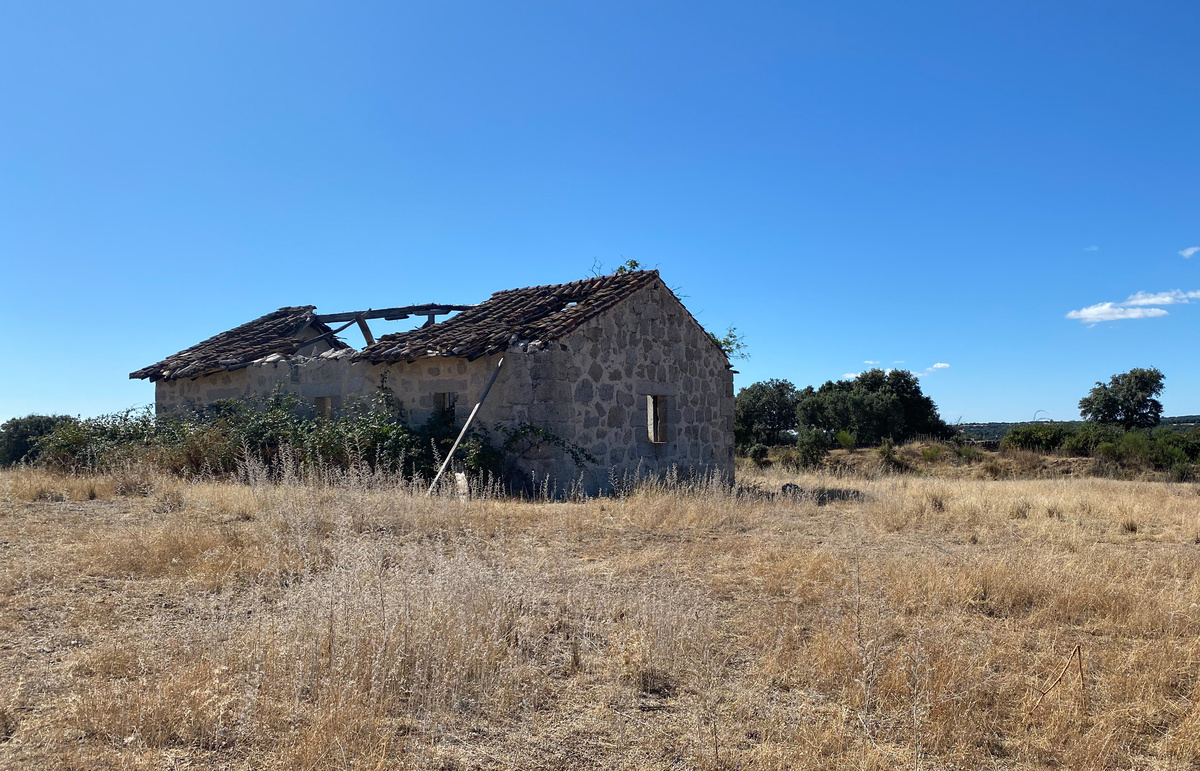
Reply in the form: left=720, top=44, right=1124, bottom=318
left=355, top=270, right=662, bottom=363
left=130, top=306, right=349, bottom=382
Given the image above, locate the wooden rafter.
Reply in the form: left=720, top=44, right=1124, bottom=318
left=313, top=304, right=474, bottom=324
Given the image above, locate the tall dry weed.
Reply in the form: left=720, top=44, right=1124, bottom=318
left=4, top=466, right=1200, bottom=769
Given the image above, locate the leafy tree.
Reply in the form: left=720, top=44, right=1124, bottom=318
left=795, top=369, right=951, bottom=445
left=1078, top=367, right=1165, bottom=430
left=735, top=379, right=799, bottom=446
left=0, top=414, right=76, bottom=466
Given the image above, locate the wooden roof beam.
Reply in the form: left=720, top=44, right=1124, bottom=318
left=314, top=304, right=475, bottom=324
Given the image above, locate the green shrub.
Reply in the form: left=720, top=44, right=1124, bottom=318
left=1179, top=428, right=1200, bottom=461
left=35, top=409, right=157, bottom=470
left=1117, top=430, right=1156, bottom=469
left=1000, top=424, right=1073, bottom=453
left=1061, top=422, right=1120, bottom=457
left=32, top=390, right=488, bottom=481
left=1167, top=460, right=1196, bottom=484
left=835, top=430, right=856, bottom=451
left=795, top=428, right=828, bottom=469
left=921, top=445, right=943, bottom=463
left=956, top=444, right=980, bottom=462
left=0, top=414, right=76, bottom=466
left=747, top=444, right=770, bottom=467
left=1085, top=428, right=1189, bottom=472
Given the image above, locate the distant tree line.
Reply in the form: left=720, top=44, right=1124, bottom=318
left=733, top=363, right=1196, bottom=478
left=735, top=368, right=952, bottom=465
left=998, top=367, right=1197, bottom=478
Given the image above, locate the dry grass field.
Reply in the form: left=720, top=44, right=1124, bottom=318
left=2, top=461, right=1200, bottom=769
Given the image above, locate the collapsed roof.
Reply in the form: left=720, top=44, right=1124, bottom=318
left=355, top=270, right=662, bottom=363
left=131, top=270, right=699, bottom=381
left=130, top=306, right=350, bottom=383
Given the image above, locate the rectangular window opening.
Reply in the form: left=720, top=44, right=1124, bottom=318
left=433, top=392, right=457, bottom=423
left=647, top=395, right=667, bottom=443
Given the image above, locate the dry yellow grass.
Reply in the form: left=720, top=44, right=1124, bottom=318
left=2, top=464, right=1200, bottom=769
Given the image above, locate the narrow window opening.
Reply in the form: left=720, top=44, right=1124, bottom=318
left=314, top=396, right=332, bottom=420
left=433, top=392, right=457, bottom=423
left=647, top=395, right=667, bottom=443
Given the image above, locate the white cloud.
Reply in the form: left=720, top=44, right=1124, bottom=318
left=1084, top=245, right=1099, bottom=251
left=842, top=372, right=859, bottom=380
left=1066, top=303, right=1169, bottom=323
left=931, top=362, right=950, bottom=369
left=1180, top=246, right=1199, bottom=258
left=863, top=360, right=879, bottom=365
left=1122, top=290, right=1200, bottom=306
left=1067, top=288, right=1200, bottom=324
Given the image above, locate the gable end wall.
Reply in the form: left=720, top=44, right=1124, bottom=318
left=508, top=281, right=734, bottom=492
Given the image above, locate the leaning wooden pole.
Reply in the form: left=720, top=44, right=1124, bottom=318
left=427, top=356, right=505, bottom=495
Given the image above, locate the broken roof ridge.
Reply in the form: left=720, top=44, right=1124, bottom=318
left=130, top=305, right=350, bottom=382
left=354, top=269, right=664, bottom=364
left=487, top=268, right=660, bottom=299
left=313, top=303, right=475, bottom=323
left=130, top=269, right=689, bottom=379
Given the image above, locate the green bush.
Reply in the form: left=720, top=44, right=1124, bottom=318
left=35, top=409, right=158, bottom=470
left=34, top=391, right=459, bottom=480
left=835, top=429, right=856, bottom=451
left=747, top=444, right=770, bottom=467
left=1084, top=428, right=1194, bottom=473
left=0, top=414, right=76, bottom=466
left=1167, top=460, right=1196, bottom=483
left=30, top=388, right=596, bottom=490
left=795, top=428, right=828, bottom=469
left=1000, top=424, right=1073, bottom=453
left=1061, top=423, right=1121, bottom=457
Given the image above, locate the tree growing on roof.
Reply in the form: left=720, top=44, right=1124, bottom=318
left=709, top=326, right=748, bottom=360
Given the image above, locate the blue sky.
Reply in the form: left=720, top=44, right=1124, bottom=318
left=2, top=1, right=1198, bottom=423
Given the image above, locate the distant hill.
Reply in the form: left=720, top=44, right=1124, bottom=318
left=957, top=416, right=1200, bottom=441
left=1163, top=415, right=1200, bottom=427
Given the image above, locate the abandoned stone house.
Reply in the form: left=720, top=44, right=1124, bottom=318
left=131, top=270, right=734, bottom=492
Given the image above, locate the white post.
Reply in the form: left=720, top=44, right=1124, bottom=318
left=427, top=356, right=505, bottom=495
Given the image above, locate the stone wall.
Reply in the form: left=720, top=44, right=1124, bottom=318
left=155, top=351, right=501, bottom=425
left=491, top=282, right=735, bottom=492
left=153, top=328, right=346, bottom=414
left=153, top=282, right=735, bottom=494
